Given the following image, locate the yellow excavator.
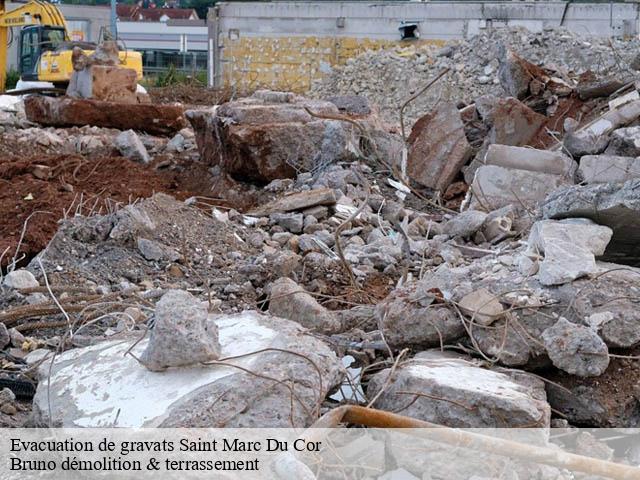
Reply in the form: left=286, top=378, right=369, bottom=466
left=0, top=0, right=142, bottom=92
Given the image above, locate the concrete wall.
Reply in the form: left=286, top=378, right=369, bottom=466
left=6, top=3, right=110, bottom=71
left=209, top=1, right=640, bottom=92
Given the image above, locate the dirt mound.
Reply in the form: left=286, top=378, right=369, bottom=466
left=0, top=154, right=211, bottom=268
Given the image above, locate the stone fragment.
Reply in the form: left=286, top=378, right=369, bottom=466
left=441, top=210, right=487, bottom=238
left=68, top=64, right=138, bottom=104
left=526, top=219, right=612, bottom=285
left=541, top=318, right=609, bottom=377
left=375, top=282, right=464, bottom=348
left=25, top=96, right=186, bottom=136
left=579, top=155, right=640, bottom=183
left=482, top=97, right=546, bottom=146
left=0, top=323, right=9, bottom=350
left=268, top=278, right=340, bottom=333
left=270, top=213, right=304, bottom=234
left=326, top=95, right=371, bottom=115
left=8, top=328, right=25, bottom=347
left=248, top=189, right=337, bottom=216
left=136, top=238, right=179, bottom=262
left=368, top=351, right=550, bottom=428
left=115, top=130, right=150, bottom=163
left=406, top=102, right=472, bottom=191
left=542, top=179, right=640, bottom=265
left=605, top=126, right=640, bottom=157
left=2, top=269, right=39, bottom=289
left=483, top=144, right=576, bottom=178
left=140, top=290, right=221, bottom=371
left=467, top=165, right=570, bottom=211
left=459, top=288, right=504, bottom=326
left=498, top=47, right=549, bottom=99
left=32, top=311, right=342, bottom=427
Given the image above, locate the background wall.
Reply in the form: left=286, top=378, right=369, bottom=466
left=210, top=1, right=639, bottom=92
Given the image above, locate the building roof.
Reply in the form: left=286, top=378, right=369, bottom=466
left=117, top=5, right=199, bottom=22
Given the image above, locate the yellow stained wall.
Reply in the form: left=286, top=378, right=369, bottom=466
left=222, top=36, right=444, bottom=93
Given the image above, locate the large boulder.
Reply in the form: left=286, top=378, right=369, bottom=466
left=368, top=350, right=550, bottom=428
left=31, top=311, right=343, bottom=427
left=542, top=179, right=640, bottom=265
left=186, top=90, right=402, bottom=183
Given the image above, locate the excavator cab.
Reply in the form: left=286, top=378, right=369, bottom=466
left=18, top=25, right=65, bottom=80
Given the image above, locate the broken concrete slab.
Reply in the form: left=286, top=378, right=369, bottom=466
left=406, top=101, right=472, bottom=192
left=542, top=179, right=640, bottom=265
left=605, top=126, right=640, bottom=157
left=467, top=165, right=571, bottom=212
left=187, top=91, right=400, bottom=183
left=483, top=144, right=576, bottom=178
left=268, top=277, right=341, bottom=333
left=68, top=65, right=139, bottom=104
left=115, top=129, right=150, bottom=163
left=24, top=96, right=186, bottom=136
left=248, top=189, right=337, bottom=217
left=368, top=351, right=550, bottom=428
left=140, top=290, right=221, bottom=371
left=498, top=47, right=551, bottom=100
left=32, top=311, right=342, bottom=427
left=541, top=317, right=609, bottom=377
left=579, top=155, right=640, bottom=183
left=526, top=219, right=613, bottom=285
left=482, top=97, right=547, bottom=147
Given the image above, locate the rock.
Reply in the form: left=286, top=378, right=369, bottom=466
left=0, top=323, right=9, bottom=350
left=68, top=65, right=138, bottom=104
left=248, top=188, right=337, bottom=216
left=187, top=91, right=398, bottom=182
left=579, top=155, right=640, bottom=183
left=526, top=219, right=612, bottom=285
left=481, top=205, right=517, bottom=242
left=0, top=403, right=16, bottom=415
left=140, top=290, right=221, bottom=371
left=482, top=97, right=547, bottom=146
left=542, top=179, right=640, bottom=265
left=541, top=318, right=609, bottom=377
left=368, top=351, right=550, bottom=428
left=482, top=144, right=576, bottom=178
left=375, top=281, right=465, bottom=348
left=32, top=311, right=342, bottom=427
left=2, top=269, right=39, bottom=289
left=25, top=96, right=187, bottom=136
left=605, top=126, right=640, bottom=157
left=0, top=387, right=16, bottom=405
left=498, top=47, right=548, bottom=99
left=467, top=165, right=571, bottom=212
left=441, top=210, right=487, bottom=238
left=563, top=100, right=640, bottom=158
left=166, top=133, right=186, bottom=152
left=458, top=288, right=504, bottom=326
left=545, top=354, right=640, bottom=427
left=406, top=102, right=472, bottom=191
left=137, top=238, right=179, bottom=262
left=269, top=251, right=301, bottom=278
left=268, top=278, right=340, bottom=333
left=270, top=213, right=304, bottom=234
left=115, top=130, right=150, bottom=164
left=8, top=328, right=25, bottom=347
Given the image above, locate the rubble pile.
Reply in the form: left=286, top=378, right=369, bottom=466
left=2, top=28, right=640, bottom=465
left=311, top=27, right=640, bottom=125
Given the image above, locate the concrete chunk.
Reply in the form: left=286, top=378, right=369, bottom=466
left=368, top=351, right=550, bottom=428
left=527, top=219, right=612, bottom=285
left=248, top=188, right=337, bottom=216
left=407, top=101, right=472, bottom=191
left=115, top=130, right=150, bottom=163
left=32, top=311, right=342, bottom=427
left=579, top=155, right=640, bottom=183
left=605, top=126, right=640, bottom=157
left=484, top=144, right=576, bottom=178
left=467, top=165, right=570, bottom=211
left=25, top=96, right=186, bottom=136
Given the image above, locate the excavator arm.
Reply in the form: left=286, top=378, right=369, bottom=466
left=0, top=0, right=69, bottom=90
